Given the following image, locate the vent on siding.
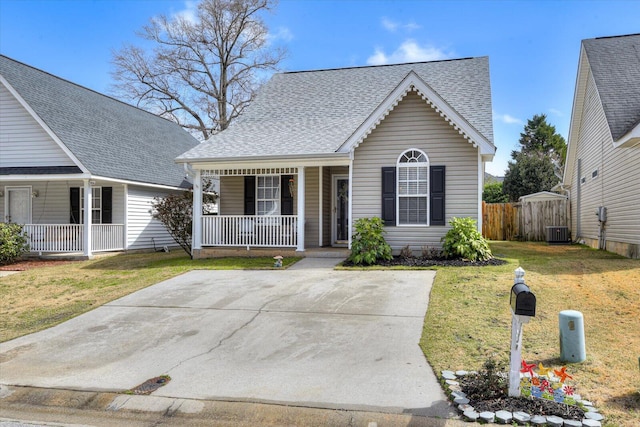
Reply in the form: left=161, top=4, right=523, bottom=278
left=546, top=226, right=570, bottom=244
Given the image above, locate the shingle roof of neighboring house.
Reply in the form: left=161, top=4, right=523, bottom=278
left=583, top=34, right=640, bottom=140
left=177, top=57, right=494, bottom=161
left=0, top=55, right=198, bottom=188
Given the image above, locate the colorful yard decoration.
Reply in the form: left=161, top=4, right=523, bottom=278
left=519, top=360, right=579, bottom=405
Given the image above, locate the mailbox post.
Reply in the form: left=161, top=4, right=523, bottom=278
left=508, top=267, right=536, bottom=397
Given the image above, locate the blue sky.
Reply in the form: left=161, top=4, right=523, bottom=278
left=1, top=0, right=639, bottom=176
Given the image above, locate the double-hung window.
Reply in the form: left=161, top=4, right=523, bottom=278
left=397, top=149, right=429, bottom=225
left=257, top=176, right=280, bottom=215
left=80, top=187, right=102, bottom=224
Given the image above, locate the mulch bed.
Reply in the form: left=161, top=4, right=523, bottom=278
left=458, top=374, right=586, bottom=420
left=0, top=259, right=78, bottom=271
left=343, top=255, right=507, bottom=267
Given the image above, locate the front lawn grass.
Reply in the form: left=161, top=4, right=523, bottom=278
left=422, top=241, right=639, bottom=427
left=0, top=251, right=299, bottom=342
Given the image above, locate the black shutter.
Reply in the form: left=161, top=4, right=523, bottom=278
left=70, top=187, right=80, bottom=224
left=244, top=176, right=256, bottom=215
left=430, top=165, right=446, bottom=226
left=381, top=167, right=396, bottom=226
left=281, top=175, right=294, bottom=215
left=102, top=187, right=112, bottom=224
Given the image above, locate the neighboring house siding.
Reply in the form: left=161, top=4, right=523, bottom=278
left=352, top=91, right=479, bottom=251
left=126, top=186, right=176, bottom=250
left=1, top=180, right=124, bottom=225
left=571, top=72, right=640, bottom=250
left=0, top=83, right=75, bottom=168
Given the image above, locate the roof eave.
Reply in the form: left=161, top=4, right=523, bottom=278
left=563, top=45, right=591, bottom=186
left=613, top=122, right=640, bottom=148
left=177, top=152, right=351, bottom=169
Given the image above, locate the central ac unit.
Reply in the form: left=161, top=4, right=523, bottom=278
left=546, top=226, right=570, bottom=244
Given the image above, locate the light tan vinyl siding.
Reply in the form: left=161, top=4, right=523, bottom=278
left=0, top=83, right=75, bottom=168
left=1, top=180, right=124, bottom=225
left=126, top=186, right=176, bottom=250
left=304, top=167, right=319, bottom=248
left=352, top=91, right=479, bottom=250
left=572, top=72, right=640, bottom=246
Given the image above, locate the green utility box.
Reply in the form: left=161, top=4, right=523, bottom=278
left=559, top=310, right=586, bottom=363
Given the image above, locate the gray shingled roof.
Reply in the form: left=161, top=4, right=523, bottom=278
left=583, top=34, right=640, bottom=140
left=178, top=57, right=493, bottom=161
left=0, top=55, right=198, bottom=188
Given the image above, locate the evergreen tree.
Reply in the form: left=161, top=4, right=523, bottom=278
left=503, top=114, right=567, bottom=201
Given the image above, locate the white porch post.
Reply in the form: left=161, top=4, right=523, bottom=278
left=297, top=166, right=305, bottom=252
left=477, top=152, right=483, bottom=233
left=83, top=179, right=92, bottom=257
left=123, top=183, right=128, bottom=251
left=192, top=169, right=203, bottom=254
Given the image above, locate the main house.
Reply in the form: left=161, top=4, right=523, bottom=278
left=0, top=55, right=199, bottom=257
left=177, top=58, right=496, bottom=257
left=562, top=34, right=640, bottom=258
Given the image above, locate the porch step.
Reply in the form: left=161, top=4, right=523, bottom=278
left=304, top=249, right=349, bottom=259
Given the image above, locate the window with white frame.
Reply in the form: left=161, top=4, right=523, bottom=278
left=80, top=187, right=102, bottom=224
left=397, top=149, right=429, bottom=225
left=257, top=176, right=280, bottom=215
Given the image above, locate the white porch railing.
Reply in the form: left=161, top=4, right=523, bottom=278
left=91, top=224, right=125, bottom=252
left=23, top=224, right=125, bottom=253
left=202, top=215, right=297, bottom=247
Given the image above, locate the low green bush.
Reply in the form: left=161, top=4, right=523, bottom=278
left=348, top=217, right=392, bottom=266
left=0, top=223, right=30, bottom=265
left=441, top=217, right=492, bottom=261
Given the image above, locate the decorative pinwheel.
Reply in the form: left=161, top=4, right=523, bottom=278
left=520, top=360, right=536, bottom=377
left=554, top=366, right=573, bottom=383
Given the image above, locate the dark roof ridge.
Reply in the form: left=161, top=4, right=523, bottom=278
left=593, top=33, right=640, bottom=40
left=0, top=53, right=176, bottom=125
left=281, top=56, right=482, bottom=75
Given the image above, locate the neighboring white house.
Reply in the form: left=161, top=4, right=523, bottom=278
left=562, top=34, right=640, bottom=258
left=176, top=58, right=496, bottom=257
left=0, top=55, right=199, bottom=257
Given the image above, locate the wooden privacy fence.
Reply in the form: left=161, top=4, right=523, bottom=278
left=482, top=199, right=570, bottom=241
left=482, top=202, right=519, bottom=240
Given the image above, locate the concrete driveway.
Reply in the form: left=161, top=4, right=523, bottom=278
left=0, top=258, right=453, bottom=418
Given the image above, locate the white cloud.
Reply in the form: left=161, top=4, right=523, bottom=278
left=367, top=39, right=452, bottom=65
left=382, top=17, right=398, bottom=32
left=548, top=108, right=563, bottom=117
left=173, top=0, right=198, bottom=23
left=381, top=17, right=421, bottom=32
left=494, top=112, right=524, bottom=125
left=404, top=22, right=421, bottom=31
left=268, top=26, right=294, bottom=43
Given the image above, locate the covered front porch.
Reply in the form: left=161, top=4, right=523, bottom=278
left=190, top=160, right=351, bottom=257
left=2, top=176, right=125, bottom=257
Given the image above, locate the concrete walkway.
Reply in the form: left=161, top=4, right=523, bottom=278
left=0, top=258, right=455, bottom=423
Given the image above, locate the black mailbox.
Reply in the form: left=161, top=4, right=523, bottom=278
left=510, top=283, right=536, bottom=316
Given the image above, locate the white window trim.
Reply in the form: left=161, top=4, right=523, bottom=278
left=256, top=175, right=280, bottom=216
left=396, top=149, right=429, bottom=227
left=80, top=186, right=102, bottom=224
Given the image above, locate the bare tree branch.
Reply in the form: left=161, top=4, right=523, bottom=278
left=110, top=0, right=286, bottom=140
